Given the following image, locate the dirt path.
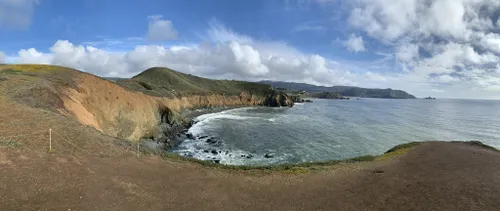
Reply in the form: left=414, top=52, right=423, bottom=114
left=0, top=142, right=499, bottom=211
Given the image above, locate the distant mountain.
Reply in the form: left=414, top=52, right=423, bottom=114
left=259, top=80, right=416, bottom=99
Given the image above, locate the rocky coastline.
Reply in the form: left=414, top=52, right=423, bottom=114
left=142, top=91, right=299, bottom=154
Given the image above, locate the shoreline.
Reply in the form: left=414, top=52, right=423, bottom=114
left=142, top=105, right=259, bottom=154
left=147, top=141, right=499, bottom=171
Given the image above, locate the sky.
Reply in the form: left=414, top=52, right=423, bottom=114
left=1, top=0, right=500, bottom=99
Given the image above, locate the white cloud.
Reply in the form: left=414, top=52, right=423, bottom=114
left=147, top=15, right=178, bottom=41
left=338, top=0, right=500, bottom=98
left=18, top=48, right=52, bottom=64
left=348, top=0, right=500, bottom=42
left=344, top=34, right=366, bottom=52
left=0, top=52, right=5, bottom=63
left=9, top=21, right=363, bottom=85
left=423, top=89, right=445, bottom=93
left=396, top=43, right=419, bottom=62
left=434, top=74, right=460, bottom=83
left=0, top=0, right=39, bottom=29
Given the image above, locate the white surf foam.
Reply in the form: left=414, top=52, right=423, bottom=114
left=174, top=140, right=293, bottom=165
left=174, top=106, right=292, bottom=165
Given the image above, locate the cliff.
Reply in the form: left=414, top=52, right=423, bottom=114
left=259, top=80, right=416, bottom=99
left=0, top=65, right=294, bottom=144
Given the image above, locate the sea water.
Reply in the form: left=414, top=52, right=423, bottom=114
left=172, top=99, right=500, bottom=165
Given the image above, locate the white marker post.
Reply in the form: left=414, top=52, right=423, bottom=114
left=49, top=128, right=52, bottom=152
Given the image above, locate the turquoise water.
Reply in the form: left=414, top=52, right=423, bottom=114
left=172, top=99, right=500, bottom=165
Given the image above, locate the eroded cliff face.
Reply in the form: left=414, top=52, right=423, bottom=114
left=59, top=73, right=294, bottom=142
left=60, top=73, right=162, bottom=141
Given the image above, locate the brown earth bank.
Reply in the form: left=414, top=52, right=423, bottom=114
left=1, top=64, right=500, bottom=210
left=0, top=141, right=499, bottom=211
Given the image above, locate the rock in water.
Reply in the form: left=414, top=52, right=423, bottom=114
left=211, top=150, right=218, bottom=155
left=206, top=138, right=218, bottom=144
left=186, top=133, right=194, bottom=139
left=264, top=153, right=275, bottom=158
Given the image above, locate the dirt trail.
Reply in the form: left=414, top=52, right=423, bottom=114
left=1, top=142, right=499, bottom=211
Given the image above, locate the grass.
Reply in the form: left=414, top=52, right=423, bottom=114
left=462, top=141, right=499, bottom=152
left=0, top=139, right=23, bottom=148
left=377, top=142, right=421, bottom=161
left=118, top=67, right=274, bottom=97
left=385, top=142, right=421, bottom=154
left=0, top=64, right=72, bottom=74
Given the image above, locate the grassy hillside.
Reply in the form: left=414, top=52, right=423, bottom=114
left=260, top=80, right=416, bottom=99
left=118, top=67, right=274, bottom=97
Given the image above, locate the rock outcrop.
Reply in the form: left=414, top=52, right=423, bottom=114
left=262, top=91, right=295, bottom=107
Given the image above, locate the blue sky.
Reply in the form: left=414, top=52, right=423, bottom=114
left=2, top=0, right=367, bottom=58
left=1, top=0, right=500, bottom=99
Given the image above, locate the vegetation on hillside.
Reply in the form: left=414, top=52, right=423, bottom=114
left=118, top=67, right=275, bottom=97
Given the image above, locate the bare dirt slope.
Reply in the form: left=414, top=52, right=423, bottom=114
left=1, top=142, right=499, bottom=211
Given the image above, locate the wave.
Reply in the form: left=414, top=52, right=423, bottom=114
left=190, top=110, right=258, bottom=136
left=173, top=137, right=291, bottom=165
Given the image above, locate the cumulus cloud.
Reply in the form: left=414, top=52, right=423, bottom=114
left=10, top=22, right=366, bottom=86
left=344, top=34, right=366, bottom=52
left=342, top=0, right=500, bottom=98
left=18, top=48, right=52, bottom=64
left=147, top=15, right=178, bottom=41
left=0, top=0, right=39, bottom=29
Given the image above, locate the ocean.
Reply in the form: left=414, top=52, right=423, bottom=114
left=171, top=98, right=500, bottom=166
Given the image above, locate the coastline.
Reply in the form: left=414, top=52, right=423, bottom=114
left=142, top=105, right=257, bottom=153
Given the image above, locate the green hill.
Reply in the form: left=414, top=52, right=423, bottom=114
left=118, top=67, right=274, bottom=97
left=260, top=80, right=416, bottom=99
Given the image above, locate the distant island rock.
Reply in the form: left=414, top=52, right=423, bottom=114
left=259, top=80, right=416, bottom=99
left=424, top=97, right=436, bottom=100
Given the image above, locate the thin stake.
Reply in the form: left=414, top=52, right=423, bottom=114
left=49, top=128, right=52, bottom=152
left=137, top=142, right=140, bottom=158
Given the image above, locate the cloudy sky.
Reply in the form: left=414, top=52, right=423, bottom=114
left=1, top=0, right=500, bottom=99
